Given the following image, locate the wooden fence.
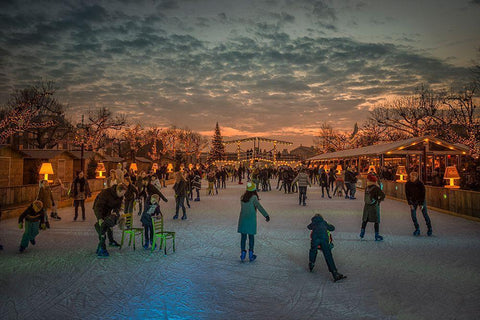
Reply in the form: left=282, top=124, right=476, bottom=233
left=359, top=178, right=480, bottom=219
left=0, top=179, right=106, bottom=209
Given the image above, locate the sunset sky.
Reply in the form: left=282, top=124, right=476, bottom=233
left=1, top=0, right=479, bottom=149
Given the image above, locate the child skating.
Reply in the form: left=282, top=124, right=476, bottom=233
left=307, top=213, right=346, bottom=282
left=18, top=200, right=46, bottom=253
left=141, top=194, right=161, bottom=249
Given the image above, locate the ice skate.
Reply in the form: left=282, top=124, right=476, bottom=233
left=375, top=233, right=384, bottom=241
left=333, top=272, right=347, bottom=282
left=308, top=262, right=314, bottom=272
left=181, top=214, right=187, bottom=220
left=413, top=229, right=420, bottom=236
left=30, top=239, right=36, bottom=246
left=359, top=228, right=365, bottom=239
left=97, top=248, right=109, bottom=257
left=109, top=240, right=120, bottom=247
left=249, top=250, right=256, bottom=262
left=173, top=214, right=178, bottom=220
left=427, top=229, right=433, bottom=237
left=240, top=250, right=247, bottom=262
left=19, top=246, right=26, bottom=253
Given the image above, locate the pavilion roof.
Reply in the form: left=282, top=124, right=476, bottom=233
left=224, top=137, right=292, bottom=145
left=308, top=136, right=469, bottom=161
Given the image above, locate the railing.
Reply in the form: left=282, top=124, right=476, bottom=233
left=357, top=178, right=480, bottom=219
left=0, top=179, right=106, bottom=208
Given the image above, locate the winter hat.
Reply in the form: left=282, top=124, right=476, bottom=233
left=246, top=182, right=256, bottom=192
left=367, top=173, right=377, bottom=183
left=151, top=194, right=160, bottom=204
left=33, top=200, right=43, bottom=212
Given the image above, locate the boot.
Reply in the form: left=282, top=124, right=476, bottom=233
left=308, top=262, right=315, bottom=272
left=50, top=212, right=61, bottom=221
left=333, top=271, right=347, bottom=282
left=359, top=228, right=365, bottom=239
left=413, top=229, right=420, bottom=236
left=109, top=240, right=120, bottom=247
left=181, top=214, right=187, bottom=220
left=45, top=221, right=50, bottom=229
left=97, top=247, right=109, bottom=257
left=240, top=250, right=247, bottom=262
left=248, top=249, right=256, bottom=262
left=173, top=214, right=178, bottom=220
left=19, top=246, right=26, bottom=253
left=375, top=233, right=384, bottom=241
left=30, top=239, right=36, bottom=246
left=427, top=228, right=432, bottom=237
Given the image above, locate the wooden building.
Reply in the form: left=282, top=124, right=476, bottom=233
left=21, top=150, right=76, bottom=185
left=0, top=145, right=26, bottom=187
left=308, top=136, right=469, bottom=184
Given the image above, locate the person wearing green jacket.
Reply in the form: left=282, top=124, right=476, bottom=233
left=237, top=182, right=270, bottom=262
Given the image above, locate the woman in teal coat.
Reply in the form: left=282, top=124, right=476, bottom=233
left=237, top=182, right=270, bottom=262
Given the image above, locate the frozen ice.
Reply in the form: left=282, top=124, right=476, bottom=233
left=1, top=181, right=479, bottom=319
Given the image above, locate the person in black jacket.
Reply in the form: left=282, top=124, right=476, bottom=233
left=123, top=177, right=138, bottom=214
left=405, top=171, right=432, bottom=236
left=344, top=166, right=358, bottom=199
left=173, top=172, right=188, bottom=220
left=93, top=184, right=127, bottom=257
left=18, top=200, right=46, bottom=253
left=307, top=213, right=346, bottom=282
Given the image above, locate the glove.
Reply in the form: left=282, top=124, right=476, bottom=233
left=18, top=222, right=23, bottom=229
left=40, top=223, right=46, bottom=230
left=266, top=216, right=270, bottom=222
left=98, top=219, right=104, bottom=227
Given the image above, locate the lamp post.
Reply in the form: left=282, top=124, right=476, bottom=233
left=76, top=115, right=87, bottom=172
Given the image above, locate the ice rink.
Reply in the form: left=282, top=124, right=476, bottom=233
left=1, top=181, right=479, bottom=320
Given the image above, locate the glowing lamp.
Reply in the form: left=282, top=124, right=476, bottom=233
left=96, top=162, right=106, bottom=179
left=129, top=163, right=138, bottom=171
left=444, top=166, right=460, bottom=189
left=368, top=165, right=376, bottom=173
left=396, top=166, right=407, bottom=183
left=39, top=163, right=54, bottom=182
left=188, top=163, right=194, bottom=170
left=152, top=163, right=158, bottom=171
left=336, top=165, right=342, bottom=174
left=167, top=163, right=173, bottom=173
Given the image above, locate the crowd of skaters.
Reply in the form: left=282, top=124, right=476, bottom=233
left=3, top=161, right=434, bottom=283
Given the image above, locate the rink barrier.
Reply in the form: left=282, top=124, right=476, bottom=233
left=0, top=178, right=175, bottom=219
left=358, top=178, right=480, bottom=221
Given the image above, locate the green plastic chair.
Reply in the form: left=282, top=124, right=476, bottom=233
left=120, top=213, right=143, bottom=250
left=151, top=216, right=175, bottom=254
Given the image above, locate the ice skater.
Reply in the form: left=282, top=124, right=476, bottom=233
left=307, top=213, right=346, bottom=282
left=141, top=194, right=161, bottom=249
left=237, top=182, right=270, bottom=262
left=405, top=171, right=433, bottom=236
left=292, top=168, right=311, bottom=206
left=93, top=184, right=127, bottom=257
left=173, top=172, right=188, bottom=220
left=18, top=200, right=46, bottom=253
left=360, top=174, right=385, bottom=241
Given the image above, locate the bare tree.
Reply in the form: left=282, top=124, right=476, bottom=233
left=0, top=82, right=67, bottom=146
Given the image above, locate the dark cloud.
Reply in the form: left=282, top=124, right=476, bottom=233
left=0, top=0, right=475, bottom=139
left=470, top=0, right=480, bottom=5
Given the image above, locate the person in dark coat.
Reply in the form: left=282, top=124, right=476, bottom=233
left=173, top=172, right=188, bottom=220
left=123, top=177, right=138, bottom=214
left=192, top=170, right=202, bottom=201
left=135, top=172, right=149, bottom=215
left=147, top=175, right=168, bottom=205
left=360, top=174, right=386, bottom=241
left=70, top=171, right=91, bottom=221
left=344, top=166, right=358, bottom=199
left=405, top=171, right=433, bottom=236
left=237, top=182, right=270, bottom=262
left=307, top=213, right=346, bottom=282
left=18, top=200, right=46, bottom=253
left=319, top=168, right=332, bottom=198
left=93, top=184, right=127, bottom=257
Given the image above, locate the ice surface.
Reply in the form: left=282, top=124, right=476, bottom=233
left=1, top=181, right=480, bottom=320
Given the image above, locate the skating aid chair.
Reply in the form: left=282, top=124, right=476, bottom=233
left=151, top=216, right=176, bottom=254
left=120, top=213, right=144, bottom=250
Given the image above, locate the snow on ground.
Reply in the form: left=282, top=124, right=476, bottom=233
left=1, top=180, right=480, bottom=320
